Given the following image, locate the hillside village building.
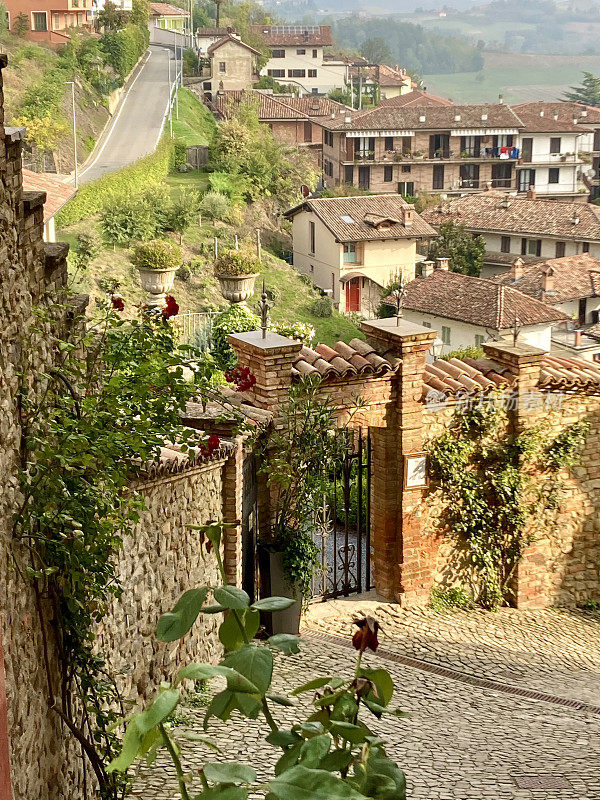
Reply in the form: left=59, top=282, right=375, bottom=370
left=196, top=33, right=260, bottom=97
left=5, top=0, right=95, bottom=42
left=317, top=102, right=591, bottom=199
left=251, top=24, right=347, bottom=95
left=208, top=89, right=344, bottom=153
left=284, top=194, right=435, bottom=313
left=420, top=191, right=600, bottom=278
left=397, top=261, right=568, bottom=354
left=494, top=253, right=600, bottom=360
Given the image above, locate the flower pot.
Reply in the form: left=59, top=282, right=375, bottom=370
left=267, top=550, right=302, bottom=635
left=137, top=266, right=178, bottom=307
left=215, top=272, right=259, bottom=304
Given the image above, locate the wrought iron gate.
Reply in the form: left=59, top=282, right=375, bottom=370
left=310, top=429, right=372, bottom=600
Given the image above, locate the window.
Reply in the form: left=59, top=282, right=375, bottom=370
left=501, top=236, right=510, bottom=253
left=288, top=69, right=306, bottom=78
left=354, top=137, right=375, bottom=159
left=398, top=181, right=414, bottom=197
left=331, top=272, right=335, bottom=292
left=555, top=241, right=566, bottom=258
left=550, top=137, right=561, bottom=154
left=422, top=321, right=431, bottom=328
left=384, top=165, right=393, bottom=182
left=460, top=163, right=479, bottom=189
left=344, top=165, right=354, bottom=184
left=548, top=167, right=560, bottom=184
left=72, top=0, right=78, bottom=6
left=304, top=121, right=312, bottom=143
left=310, top=265, right=314, bottom=274
left=32, top=11, right=48, bottom=30
left=219, top=62, right=226, bottom=73
left=518, top=168, right=536, bottom=192
left=583, top=241, right=590, bottom=253
left=475, top=334, right=485, bottom=347
left=267, top=69, right=286, bottom=78
left=309, top=221, right=315, bottom=255
left=324, top=130, right=334, bottom=147
left=343, top=243, right=357, bottom=263
left=52, top=12, right=60, bottom=28
left=312, top=49, right=318, bottom=58
left=401, top=165, right=411, bottom=173
left=433, top=164, right=444, bottom=190
left=522, top=238, right=542, bottom=256
left=272, top=49, right=285, bottom=58
left=296, top=48, right=306, bottom=55
left=324, top=159, right=333, bottom=177
left=311, top=88, right=318, bottom=94
left=441, top=326, right=451, bottom=345
left=492, top=163, right=512, bottom=188
left=384, top=136, right=394, bottom=151
left=308, top=69, right=317, bottom=78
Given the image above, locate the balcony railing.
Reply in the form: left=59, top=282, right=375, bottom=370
left=519, top=152, right=579, bottom=164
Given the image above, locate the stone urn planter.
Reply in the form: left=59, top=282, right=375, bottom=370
left=267, top=550, right=302, bottom=635
left=137, top=266, right=178, bottom=307
left=215, top=272, right=259, bottom=304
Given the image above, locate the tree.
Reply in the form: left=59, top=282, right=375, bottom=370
left=564, top=71, right=600, bottom=106
left=129, top=0, right=149, bottom=27
left=168, top=189, right=200, bottom=243
left=360, top=37, right=392, bottom=65
left=98, top=0, right=126, bottom=30
left=427, top=221, right=484, bottom=277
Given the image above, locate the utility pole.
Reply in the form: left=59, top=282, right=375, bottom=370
left=358, top=66, right=363, bottom=110
left=168, top=53, right=173, bottom=137
left=65, top=81, right=78, bottom=188
left=349, top=73, right=354, bottom=109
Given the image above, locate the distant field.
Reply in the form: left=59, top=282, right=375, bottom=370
left=423, top=52, right=600, bottom=104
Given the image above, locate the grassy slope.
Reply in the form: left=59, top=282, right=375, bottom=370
left=171, top=88, right=216, bottom=146
left=423, top=52, right=600, bottom=104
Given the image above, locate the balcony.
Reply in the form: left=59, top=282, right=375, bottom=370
left=519, top=152, right=580, bottom=165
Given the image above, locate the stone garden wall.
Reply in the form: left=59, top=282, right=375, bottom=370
left=98, top=459, right=228, bottom=704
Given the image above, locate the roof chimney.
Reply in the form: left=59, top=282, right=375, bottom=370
left=542, top=265, right=555, bottom=293
left=572, top=212, right=580, bottom=225
left=435, top=257, right=450, bottom=271
left=540, top=109, right=544, bottom=117
left=581, top=109, right=588, bottom=118
left=498, top=93, right=504, bottom=104
left=344, top=114, right=352, bottom=125
left=574, top=330, right=583, bottom=347
left=526, top=186, right=536, bottom=200
left=512, top=257, right=525, bottom=280
left=421, top=259, right=435, bottom=277
left=454, top=112, right=461, bottom=122
left=574, top=118, right=578, bottom=125
left=500, top=197, right=511, bottom=208
left=402, top=205, right=414, bottom=227
left=553, top=110, right=559, bottom=120
left=481, top=112, right=488, bottom=121
left=419, top=113, right=426, bottom=122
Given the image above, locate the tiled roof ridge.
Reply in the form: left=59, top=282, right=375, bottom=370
left=138, top=438, right=233, bottom=480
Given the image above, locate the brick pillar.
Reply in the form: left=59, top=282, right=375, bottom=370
left=482, top=341, right=548, bottom=607
left=222, top=438, right=244, bottom=587
left=227, top=331, right=302, bottom=414
left=361, top=318, right=437, bottom=604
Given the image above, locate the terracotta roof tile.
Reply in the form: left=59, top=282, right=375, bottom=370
left=149, top=2, right=188, bottom=15
left=390, top=270, right=568, bottom=329
left=22, top=169, right=76, bottom=222
left=207, top=34, right=261, bottom=56
left=420, top=190, right=600, bottom=242
left=494, top=253, right=600, bottom=303
left=377, top=89, right=453, bottom=108
left=512, top=101, right=600, bottom=130
left=211, top=89, right=344, bottom=121
left=284, top=195, right=435, bottom=242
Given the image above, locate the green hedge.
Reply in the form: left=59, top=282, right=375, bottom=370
left=101, top=24, right=149, bottom=81
left=57, top=139, right=174, bottom=227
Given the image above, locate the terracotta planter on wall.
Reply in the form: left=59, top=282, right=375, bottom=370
left=215, top=272, right=259, bottom=304
left=137, top=266, right=178, bottom=307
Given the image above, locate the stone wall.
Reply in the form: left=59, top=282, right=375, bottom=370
left=98, top=460, right=227, bottom=704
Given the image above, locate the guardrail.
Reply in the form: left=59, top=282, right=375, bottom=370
left=172, top=311, right=218, bottom=350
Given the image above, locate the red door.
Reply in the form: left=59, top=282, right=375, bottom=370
left=346, top=278, right=360, bottom=312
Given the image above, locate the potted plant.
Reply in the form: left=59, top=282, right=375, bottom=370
left=214, top=249, right=260, bottom=304
left=131, top=239, right=182, bottom=307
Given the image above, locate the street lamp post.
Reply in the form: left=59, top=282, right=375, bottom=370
left=65, top=81, right=78, bottom=188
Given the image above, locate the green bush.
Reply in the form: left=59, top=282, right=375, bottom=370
left=272, top=321, right=315, bottom=346
left=131, top=239, right=182, bottom=271
left=100, top=196, right=156, bottom=246
left=101, top=23, right=148, bottom=81
left=199, top=191, right=236, bottom=223
left=57, top=140, right=174, bottom=227
left=441, top=346, right=484, bottom=362
left=214, top=249, right=260, bottom=276
left=173, top=141, right=187, bottom=170
left=211, top=305, right=260, bottom=370
left=208, top=171, right=249, bottom=205
left=168, top=188, right=200, bottom=243
left=310, top=296, right=333, bottom=318
left=429, top=585, right=474, bottom=612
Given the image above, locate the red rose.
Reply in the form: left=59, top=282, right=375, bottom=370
left=162, top=296, right=179, bottom=319
left=207, top=434, right=220, bottom=452
left=352, top=617, right=380, bottom=654
left=111, top=295, right=125, bottom=312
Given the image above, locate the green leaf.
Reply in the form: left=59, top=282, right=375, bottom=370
left=274, top=741, right=303, bottom=776
left=178, top=732, right=220, bottom=749
left=329, top=721, right=370, bottom=744
left=214, top=586, right=250, bottom=610
left=204, top=763, right=257, bottom=785
left=196, top=786, right=248, bottom=800
left=319, top=749, right=353, bottom=773
left=268, top=634, right=300, bottom=654
left=268, top=766, right=368, bottom=800
left=291, top=677, right=334, bottom=696
left=313, top=689, right=347, bottom=707
left=224, top=645, right=273, bottom=695
left=200, top=604, right=227, bottom=614
left=177, top=663, right=258, bottom=694
left=266, top=730, right=302, bottom=747
left=266, top=693, right=295, bottom=707
left=299, top=734, right=331, bottom=768
left=220, top=609, right=260, bottom=652
left=138, top=689, right=181, bottom=735
left=359, top=669, right=394, bottom=707
left=298, top=721, right=325, bottom=738
left=251, top=597, right=296, bottom=612
left=107, top=717, right=143, bottom=773
left=156, top=588, right=209, bottom=642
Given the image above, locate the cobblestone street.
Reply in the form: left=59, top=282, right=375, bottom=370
left=133, top=599, right=600, bottom=800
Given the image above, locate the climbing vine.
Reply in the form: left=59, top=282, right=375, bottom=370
left=15, top=294, right=246, bottom=798
left=427, top=395, right=589, bottom=610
